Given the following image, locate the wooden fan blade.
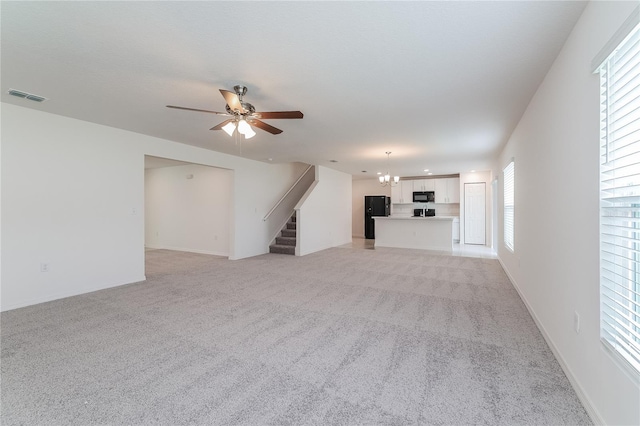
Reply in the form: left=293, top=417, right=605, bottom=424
left=219, top=89, right=246, bottom=113
left=251, top=119, right=283, bottom=135
left=254, top=111, right=304, bottom=119
left=210, top=119, right=234, bottom=131
left=166, top=105, right=228, bottom=115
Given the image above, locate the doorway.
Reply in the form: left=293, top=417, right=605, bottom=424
left=144, top=155, right=232, bottom=261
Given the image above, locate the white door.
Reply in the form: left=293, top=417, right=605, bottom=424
left=465, top=182, right=486, bottom=245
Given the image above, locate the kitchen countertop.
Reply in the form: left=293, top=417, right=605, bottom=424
left=374, top=216, right=457, bottom=220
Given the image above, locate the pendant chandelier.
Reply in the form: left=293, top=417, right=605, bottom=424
left=379, top=151, right=400, bottom=187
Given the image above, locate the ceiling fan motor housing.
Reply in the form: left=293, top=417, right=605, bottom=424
left=225, top=102, right=255, bottom=115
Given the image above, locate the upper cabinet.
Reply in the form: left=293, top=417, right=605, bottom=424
left=413, top=179, right=436, bottom=192
left=391, top=180, right=414, bottom=204
left=435, top=177, right=460, bottom=203
left=390, top=185, right=402, bottom=203
left=391, top=177, right=460, bottom=204
left=448, top=178, right=460, bottom=203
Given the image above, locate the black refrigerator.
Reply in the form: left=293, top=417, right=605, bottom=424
left=364, top=195, right=390, bottom=239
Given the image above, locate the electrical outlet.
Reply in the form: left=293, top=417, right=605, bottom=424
left=40, top=263, right=50, bottom=272
left=574, top=311, right=580, bottom=334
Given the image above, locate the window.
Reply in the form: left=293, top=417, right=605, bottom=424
left=503, top=161, right=515, bottom=252
left=598, top=22, right=640, bottom=374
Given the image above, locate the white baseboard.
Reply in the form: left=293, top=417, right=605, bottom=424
left=497, top=258, right=604, bottom=425
left=145, top=245, right=228, bottom=257
left=0, top=275, right=147, bottom=312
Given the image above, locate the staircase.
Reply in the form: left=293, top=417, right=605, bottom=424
left=269, top=213, right=297, bottom=255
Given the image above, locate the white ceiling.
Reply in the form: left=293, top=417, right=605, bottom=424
left=1, top=1, right=587, bottom=179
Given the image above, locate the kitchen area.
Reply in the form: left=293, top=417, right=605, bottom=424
left=363, top=176, right=462, bottom=252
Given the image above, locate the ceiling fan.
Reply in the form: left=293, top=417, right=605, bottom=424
left=166, top=85, right=303, bottom=138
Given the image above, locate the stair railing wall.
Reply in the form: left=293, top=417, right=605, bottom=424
left=264, top=164, right=315, bottom=245
left=293, top=179, right=318, bottom=256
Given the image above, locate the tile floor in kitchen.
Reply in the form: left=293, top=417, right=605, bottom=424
left=341, top=237, right=497, bottom=259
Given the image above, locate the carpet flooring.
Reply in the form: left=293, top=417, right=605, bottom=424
left=1, top=247, right=591, bottom=425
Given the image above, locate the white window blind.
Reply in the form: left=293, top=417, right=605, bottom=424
left=598, top=22, right=640, bottom=374
left=504, top=161, right=515, bottom=252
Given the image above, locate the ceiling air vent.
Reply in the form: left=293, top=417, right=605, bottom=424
left=8, top=89, right=48, bottom=103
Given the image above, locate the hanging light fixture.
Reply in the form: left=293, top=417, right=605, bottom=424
left=237, top=119, right=256, bottom=139
left=243, top=126, right=256, bottom=139
left=379, top=151, right=400, bottom=187
left=221, top=119, right=256, bottom=139
left=237, top=119, right=251, bottom=134
left=221, top=121, right=236, bottom=137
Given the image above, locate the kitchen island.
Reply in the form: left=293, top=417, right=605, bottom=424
left=373, top=216, right=455, bottom=251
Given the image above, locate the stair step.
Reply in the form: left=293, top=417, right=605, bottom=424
left=276, top=236, right=296, bottom=246
left=286, top=222, right=296, bottom=230
left=290, top=216, right=296, bottom=223
left=269, top=244, right=295, bottom=255
left=281, top=229, right=296, bottom=238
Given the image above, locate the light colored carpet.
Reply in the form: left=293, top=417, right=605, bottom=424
left=1, top=247, right=591, bottom=425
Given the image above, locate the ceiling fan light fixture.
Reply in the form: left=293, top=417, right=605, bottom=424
left=243, top=127, right=256, bottom=139
left=222, top=121, right=236, bottom=136
left=237, top=119, right=252, bottom=135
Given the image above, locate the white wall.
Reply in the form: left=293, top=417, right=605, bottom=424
left=352, top=179, right=391, bottom=238
left=145, top=164, right=232, bottom=256
left=496, top=2, right=639, bottom=425
left=459, top=171, right=493, bottom=247
left=1, top=104, right=307, bottom=311
left=297, top=166, right=352, bottom=255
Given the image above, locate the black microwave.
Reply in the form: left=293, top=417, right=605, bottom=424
left=413, top=191, right=435, bottom=203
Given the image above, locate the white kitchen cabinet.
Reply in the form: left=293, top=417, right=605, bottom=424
left=391, top=185, right=402, bottom=204
left=448, top=178, right=460, bottom=203
left=391, top=181, right=414, bottom=204
left=401, top=181, right=413, bottom=203
left=435, top=178, right=460, bottom=203
left=434, top=179, right=448, bottom=203
left=425, top=179, right=436, bottom=191
left=412, top=179, right=435, bottom=192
